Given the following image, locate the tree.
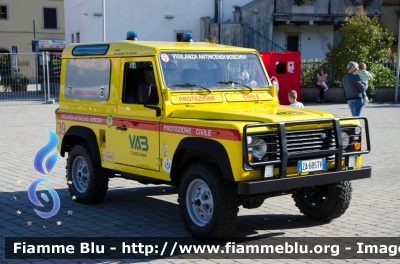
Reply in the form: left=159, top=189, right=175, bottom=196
left=326, top=6, right=394, bottom=97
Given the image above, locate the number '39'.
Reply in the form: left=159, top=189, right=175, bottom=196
left=57, top=122, right=66, bottom=135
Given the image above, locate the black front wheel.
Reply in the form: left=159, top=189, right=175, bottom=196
left=66, top=143, right=109, bottom=204
left=178, top=162, right=239, bottom=239
left=292, top=181, right=352, bottom=221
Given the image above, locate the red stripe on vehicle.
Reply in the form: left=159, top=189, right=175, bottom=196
left=57, top=112, right=241, bottom=141
left=113, top=118, right=159, bottom=131
left=161, top=122, right=241, bottom=141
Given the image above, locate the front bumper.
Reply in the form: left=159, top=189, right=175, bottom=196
left=237, top=166, right=371, bottom=195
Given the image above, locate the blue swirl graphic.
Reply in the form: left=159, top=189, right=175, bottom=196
left=28, top=178, right=60, bottom=219
left=34, top=129, right=59, bottom=174
left=41, top=193, right=49, bottom=202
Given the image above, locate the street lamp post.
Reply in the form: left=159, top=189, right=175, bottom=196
left=102, top=0, right=106, bottom=42
left=33, top=20, right=39, bottom=93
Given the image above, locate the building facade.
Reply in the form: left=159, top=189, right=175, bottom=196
left=0, top=0, right=65, bottom=53
left=64, top=0, right=253, bottom=44
left=0, top=0, right=65, bottom=83
left=380, top=0, right=400, bottom=55
left=64, top=0, right=398, bottom=61
left=211, top=0, right=385, bottom=60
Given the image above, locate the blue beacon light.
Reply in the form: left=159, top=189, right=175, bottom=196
left=182, top=33, right=193, bottom=43
left=127, top=31, right=138, bottom=41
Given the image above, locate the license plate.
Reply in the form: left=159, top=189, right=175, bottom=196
left=298, top=158, right=326, bottom=173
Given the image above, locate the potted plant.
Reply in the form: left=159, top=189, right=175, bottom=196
left=15, top=74, right=30, bottom=92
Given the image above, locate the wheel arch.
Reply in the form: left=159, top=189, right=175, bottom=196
left=170, top=137, right=234, bottom=184
left=61, top=126, right=101, bottom=165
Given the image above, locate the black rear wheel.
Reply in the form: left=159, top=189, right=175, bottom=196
left=66, top=143, right=109, bottom=204
left=292, top=181, right=352, bottom=221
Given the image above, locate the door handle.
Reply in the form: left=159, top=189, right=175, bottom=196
left=116, top=126, right=127, bottom=131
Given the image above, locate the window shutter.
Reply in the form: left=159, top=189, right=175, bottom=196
left=44, top=8, right=57, bottom=29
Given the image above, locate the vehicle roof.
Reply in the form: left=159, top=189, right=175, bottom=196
left=61, top=40, right=258, bottom=59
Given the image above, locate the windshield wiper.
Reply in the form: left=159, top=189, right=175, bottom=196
left=216, top=81, right=254, bottom=91
left=171, top=83, right=212, bottom=93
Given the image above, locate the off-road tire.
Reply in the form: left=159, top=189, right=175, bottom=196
left=292, top=181, right=352, bottom=221
left=66, top=143, right=109, bottom=204
left=178, top=162, right=239, bottom=239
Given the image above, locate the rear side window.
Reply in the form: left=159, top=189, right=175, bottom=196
left=64, top=58, right=110, bottom=101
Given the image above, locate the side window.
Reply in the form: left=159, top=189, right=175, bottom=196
left=122, top=62, right=159, bottom=105
left=64, top=58, right=110, bottom=101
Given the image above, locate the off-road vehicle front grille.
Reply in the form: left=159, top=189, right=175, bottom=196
left=275, top=128, right=336, bottom=164
left=243, top=117, right=371, bottom=177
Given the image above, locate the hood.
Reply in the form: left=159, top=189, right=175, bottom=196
left=170, top=106, right=335, bottom=123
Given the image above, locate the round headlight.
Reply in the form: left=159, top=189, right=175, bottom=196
left=354, top=127, right=361, bottom=135
left=252, top=139, right=267, bottom=159
left=341, top=131, right=350, bottom=149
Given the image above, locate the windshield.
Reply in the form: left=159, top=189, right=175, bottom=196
left=158, top=52, right=270, bottom=90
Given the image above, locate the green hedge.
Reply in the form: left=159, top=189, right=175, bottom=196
left=301, top=59, right=396, bottom=88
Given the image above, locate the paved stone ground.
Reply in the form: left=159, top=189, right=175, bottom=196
left=0, top=101, right=399, bottom=264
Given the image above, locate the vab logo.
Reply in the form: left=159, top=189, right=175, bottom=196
left=129, top=135, right=149, bottom=151
left=29, top=129, right=60, bottom=219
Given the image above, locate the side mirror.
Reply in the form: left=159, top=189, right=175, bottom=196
left=270, top=76, right=279, bottom=96
left=138, top=83, right=152, bottom=104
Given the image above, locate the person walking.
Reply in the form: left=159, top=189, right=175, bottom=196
left=342, top=61, right=366, bottom=116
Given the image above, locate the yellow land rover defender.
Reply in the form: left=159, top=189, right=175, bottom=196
left=56, top=37, right=371, bottom=239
